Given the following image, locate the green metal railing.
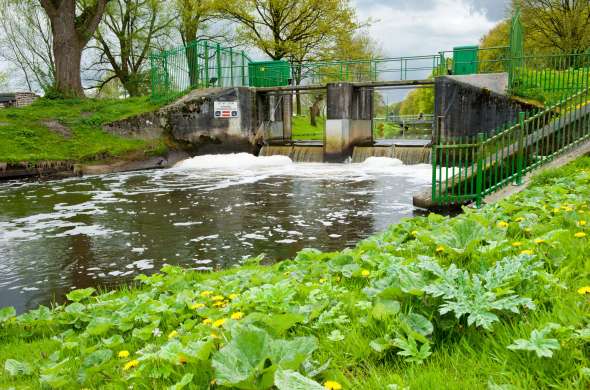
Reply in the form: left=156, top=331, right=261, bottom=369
left=150, top=40, right=253, bottom=101
left=509, top=52, right=590, bottom=104
left=432, top=85, right=590, bottom=206
left=150, top=39, right=512, bottom=100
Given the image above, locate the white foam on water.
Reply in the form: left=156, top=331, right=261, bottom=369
left=175, top=153, right=293, bottom=171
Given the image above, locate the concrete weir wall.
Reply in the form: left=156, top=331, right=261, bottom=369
left=325, top=83, right=373, bottom=162
left=435, top=73, right=536, bottom=138
left=163, top=87, right=256, bottom=154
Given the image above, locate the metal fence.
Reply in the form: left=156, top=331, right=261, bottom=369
left=432, top=86, right=590, bottom=206
left=150, top=40, right=252, bottom=101
left=509, top=53, right=590, bottom=104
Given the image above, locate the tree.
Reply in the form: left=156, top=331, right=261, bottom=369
left=39, top=0, right=110, bottom=97
left=515, top=0, right=590, bottom=54
left=217, top=0, right=358, bottom=61
left=93, top=0, right=174, bottom=96
left=0, top=1, right=55, bottom=92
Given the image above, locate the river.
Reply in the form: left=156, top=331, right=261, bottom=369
left=0, top=154, right=431, bottom=313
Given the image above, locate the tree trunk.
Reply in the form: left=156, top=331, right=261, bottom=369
left=53, top=28, right=84, bottom=97
left=40, top=0, right=108, bottom=98
left=309, top=94, right=323, bottom=127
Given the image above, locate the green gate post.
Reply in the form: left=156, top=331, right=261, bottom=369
left=515, top=111, right=526, bottom=185
left=204, top=41, right=209, bottom=88
left=475, top=132, right=485, bottom=208
left=216, top=43, right=222, bottom=87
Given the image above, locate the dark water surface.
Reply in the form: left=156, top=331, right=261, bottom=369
left=0, top=154, right=431, bottom=313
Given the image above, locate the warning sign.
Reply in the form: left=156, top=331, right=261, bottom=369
left=214, top=101, right=239, bottom=118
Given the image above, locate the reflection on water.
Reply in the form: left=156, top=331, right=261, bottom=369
left=0, top=154, right=431, bottom=313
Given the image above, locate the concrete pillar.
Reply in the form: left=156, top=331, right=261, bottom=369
left=325, top=83, right=373, bottom=162
left=282, top=93, right=292, bottom=140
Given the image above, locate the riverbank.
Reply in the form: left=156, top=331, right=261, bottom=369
left=1, top=157, right=589, bottom=388
left=0, top=97, right=176, bottom=179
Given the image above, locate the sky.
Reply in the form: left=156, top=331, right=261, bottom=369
left=353, top=0, right=510, bottom=57
left=1, top=0, right=511, bottom=93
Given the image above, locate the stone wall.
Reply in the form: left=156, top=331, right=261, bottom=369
left=435, top=74, right=537, bottom=139
left=0, top=92, right=39, bottom=108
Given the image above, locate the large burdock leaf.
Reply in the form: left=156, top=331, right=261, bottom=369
left=274, top=369, right=324, bottom=390
left=431, top=218, right=488, bottom=254
left=212, top=324, right=317, bottom=390
left=4, top=359, right=32, bottom=376
left=66, top=287, right=96, bottom=302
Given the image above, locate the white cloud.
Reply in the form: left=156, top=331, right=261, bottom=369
left=355, top=0, right=497, bottom=58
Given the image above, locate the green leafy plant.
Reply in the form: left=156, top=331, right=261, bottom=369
left=508, top=323, right=562, bottom=358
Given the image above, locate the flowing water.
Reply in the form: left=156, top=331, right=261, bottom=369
left=0, top=154, right=431, bottom=313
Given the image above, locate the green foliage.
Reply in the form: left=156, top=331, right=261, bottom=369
left=507, top=323, right=562, bottom=358
left=211, top=324, right=317, bottom=389
left=1, top=157, right=590, bottom=388
left=0, top=97, right=166, bottom=163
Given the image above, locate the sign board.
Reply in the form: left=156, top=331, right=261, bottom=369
left=214, top=101, right=239, bottom=118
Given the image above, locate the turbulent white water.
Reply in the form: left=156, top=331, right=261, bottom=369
left=0, top=153, right=431, bottom=313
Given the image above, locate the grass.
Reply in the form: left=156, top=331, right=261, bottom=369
left=1, top=157, right=590, bottom=389
left=0, top=97, right=166, bottom=163
left=292, top=115, right=324, bottom=140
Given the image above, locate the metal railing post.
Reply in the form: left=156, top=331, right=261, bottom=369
left=475, top=132, right=485, bottom=208
left=515, top=112, right=525, bottom=185
left=241, top=51, right=246, bottom=86
left=216, top=43, right=222, bottom=87
left=204, top=41, right=209, bottom=88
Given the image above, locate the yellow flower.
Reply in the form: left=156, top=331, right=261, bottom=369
left=228, top=293, right=239, bottom=300
left=190, top=303, right=205, bottom=310
left=553, top=208, right=560, bottom=213
left=118, top=350, right=130, bottom=358
left=211, top=295, right=225, bottom=301
left=168, top=330, right=178, bottom=339
left=579, top=220, right=587, bottom=226
left=324, top=381, right=343, bottom=390
left=202, top=318, right=212, bottom=325
left=524, top=227, right=532, bottom=233
left=231, top=312, right=244, bottom=320
left=511, top=242, right=523, bottom=247
left=212, top=301, right=227, bottom=308
left=319, top=278, right=327, bottom=284
left=577, top=286, right=590, bottom=295
left=361, top=269, right=370, bottom=277
left=515, top=217, right=524, bottom=222
left=200, top=290, right=213, bottom=297
left=178, top=354, right=188, bottom=365
left=497, top=221, right=509, bottom=228
left=435, top=245, right=445, bottom=253
left=123, top=359, right=139, bottom=371
left=210, top=332, right=220, bottom=339
left=213, top=318, right=227, bottom=328
left=575, top=232, right=587, bottom=238
left=580, top=210, right=586, bottom=214
left=520, top=249, right=534, bottom=255
left=534, top=238, right=546, bottom=245
left=411, top=230, right=418, bottom=236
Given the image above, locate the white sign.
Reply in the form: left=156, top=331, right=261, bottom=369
left=214, top=101, right=239, bottom=118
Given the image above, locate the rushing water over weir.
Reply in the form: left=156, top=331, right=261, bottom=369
left=0, top=154, right=431, bottom=313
